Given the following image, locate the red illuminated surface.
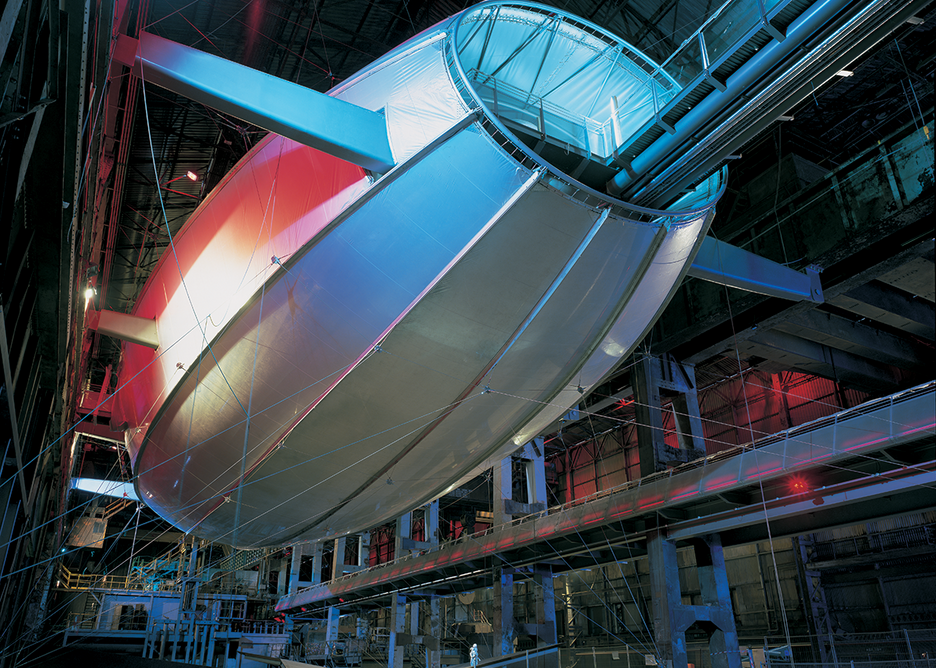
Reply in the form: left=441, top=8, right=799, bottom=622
left=114, top=137, right=366, bottom=468
left=552, top=370, right=869, bottom=504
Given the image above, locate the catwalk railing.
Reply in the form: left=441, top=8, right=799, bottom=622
left=557, top=629, right=936, bottom=668
left=278, top=379, right=935, bottom=610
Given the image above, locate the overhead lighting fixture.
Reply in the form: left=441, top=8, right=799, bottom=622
left=162, top=171, right=200, bottom=188
left=788, top=475, right=810, bottom=495
left=906, top=16, right=924, bottom=24
left=83, top=286, right=95, bottom=300
left=777, top=115, right=794, bottom=121
left=835, top=69, right=854, bottom=77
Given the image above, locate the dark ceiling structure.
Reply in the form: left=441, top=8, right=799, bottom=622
left=0, top=0, right=933, bottom=662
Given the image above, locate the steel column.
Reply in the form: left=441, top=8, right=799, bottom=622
left=333, top=537, right=347, bottom=578
left=634, top=354, right=706, bottom=476
left=425, top=501, right=440, bottom=547
left=325, top=605, right=341, bottom=662
left=648, top=533, right=741, bottom=668
left=531, top=564, right=558, bottom=668
left=388, top=592, right=406, bottom=668
left=357, top=532, right=370, bottom=567
left=288, top=543, right=305, bottom=596
left=493, top=565, right=515, bottom=657
left=494, top=456, right=513, bottom=526
left=396, top=512, right=413, bottom=559
left=428, top=596, right=442, bottom=668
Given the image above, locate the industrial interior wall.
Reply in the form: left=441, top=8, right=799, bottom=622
left=436, top=516, right=935, bottom=656
left=552, top=369, right=868, bottom=503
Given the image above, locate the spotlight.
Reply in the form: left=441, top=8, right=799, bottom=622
left=186, top=170, right=199, bottom=181
left=788, top=475, right=810, bottom=495
left=83, top=287, right=95, bottom=300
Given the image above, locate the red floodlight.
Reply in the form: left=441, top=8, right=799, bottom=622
left=789, top=475, right=810, bottom=495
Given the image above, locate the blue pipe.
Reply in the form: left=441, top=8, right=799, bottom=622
left=606, top=0, right=856, bottom=199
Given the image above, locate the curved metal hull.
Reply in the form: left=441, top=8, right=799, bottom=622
left=116, top=2, right=725, bottom=547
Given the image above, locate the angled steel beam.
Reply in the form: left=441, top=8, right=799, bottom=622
left=687, top=235, right=823, bottom=303
left=85, top=309, right=159, bottom=349
left=835, top=281, right=935, bottom=335
left=777, top=309, right=930, bottom=369
left=0, top=306, right=29, bottom=509
left=742, top=328, right=901, bottom=391
left=0, top=0, right=25, bottom=67
left=114, top=32, right=395, bottom=173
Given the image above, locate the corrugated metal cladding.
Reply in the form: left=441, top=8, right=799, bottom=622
left=810, top=511, right=936, bottom=541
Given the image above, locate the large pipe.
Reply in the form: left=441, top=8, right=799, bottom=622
left=606, top=0, right=858, bottom=199
left=644, top=0, right=926, bottom=207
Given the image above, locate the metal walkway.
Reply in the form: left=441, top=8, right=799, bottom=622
left=606, top=0, right=928, bottom=206
left=277, top=381, right=935, bottom=611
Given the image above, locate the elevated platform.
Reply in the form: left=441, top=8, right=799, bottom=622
left=277, top=381, right=935, bottom=611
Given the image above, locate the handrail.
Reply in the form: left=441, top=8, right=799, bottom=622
left=289, top=380, right=935, bottom=598
left=56, top=564, right=138, bottom=591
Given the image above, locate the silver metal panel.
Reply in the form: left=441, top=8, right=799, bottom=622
left=136, top=125, right=530, bottom=540
left=126, top=2, right=727, bottom=546
left=193, top=186, right=705, bottom=546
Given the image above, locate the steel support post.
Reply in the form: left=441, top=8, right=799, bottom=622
left=634, top=355, right=707, bottom=476
left=277, top=557, right=289, bottom=597
left=410, top=600, right=420, bottom=637
left=563, top=579, right=576, bottom=643
left=326, top=605, right=341, bottom=661
left=288, top=544, right=305, bottom=596
left=288, top=542, right=322, bottom=594
left=648, top=532, right=741, bottom=668
left=333, top=537, right=347, bottom=579
left=425, top=500, right=440, bottom=547
left=428, top=596, right=442, bottom=668
left=694, top=535, right=742, bottom=668
left=357, top=532, right=371, bottom=567
left=524, top=439, right=548, bottom=509
left=530, top=564, right=559, bottom=668
left=389, top=593, right=406, bottom=668
left=496, top=442, right=548, bottom=526
left=311, top=541, right=324, bottom=585
left=396, top=512, right=413, bottom=558
left=493, top=566, right=515, bottom=657
left=796, top=535, right=833, bottom=664
left=494, top=456, right=513, bottom=526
